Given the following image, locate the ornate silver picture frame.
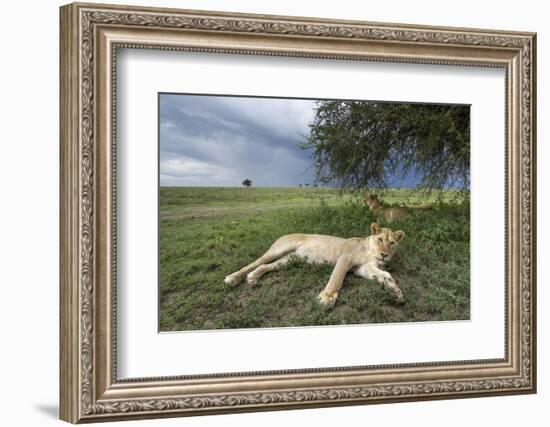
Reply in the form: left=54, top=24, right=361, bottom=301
left=60, top=2, right=536, bottom=423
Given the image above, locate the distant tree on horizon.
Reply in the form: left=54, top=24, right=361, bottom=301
left=242, top=178, right=253, bottom=188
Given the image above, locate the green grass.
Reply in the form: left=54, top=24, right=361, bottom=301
left=159, top=187, right=470, bottom=331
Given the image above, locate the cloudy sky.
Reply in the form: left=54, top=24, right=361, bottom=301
left=159, top=94, right=318, bottom=187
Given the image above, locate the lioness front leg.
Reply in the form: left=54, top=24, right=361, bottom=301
left=317, top=256, right=354, bottom=309
left=357, top=263, right=404, bottom=303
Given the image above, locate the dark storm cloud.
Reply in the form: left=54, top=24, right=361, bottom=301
left=159, top=94, right=317, bottom=187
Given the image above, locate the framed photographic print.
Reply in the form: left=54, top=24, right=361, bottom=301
left=60, top=2, right=537, bottom=423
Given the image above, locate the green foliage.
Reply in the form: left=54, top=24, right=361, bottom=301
left=159, top=187, right=470, bottom=331
left=302, top=101, right=470, bottom=191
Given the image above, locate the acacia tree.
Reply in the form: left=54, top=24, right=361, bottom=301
left=302, top=101, right=470, bottom=192
left=242, top=178, right=252, bottom=187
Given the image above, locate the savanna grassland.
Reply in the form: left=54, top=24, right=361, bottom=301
left=159, top=187, right=470, bottom=332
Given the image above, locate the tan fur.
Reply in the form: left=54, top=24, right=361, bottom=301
left=364, top=194, right=432, bottom=222
left=224, top=223, right=405, bottom=308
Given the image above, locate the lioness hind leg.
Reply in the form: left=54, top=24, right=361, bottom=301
left=246, top=254, right=292, bottom=286
left=224, top=240, right=299, bottom=286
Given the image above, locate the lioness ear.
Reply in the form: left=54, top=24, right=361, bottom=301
left=370, top=222, right=381, bottom=235
left=394, top=230, right=405, bottom=242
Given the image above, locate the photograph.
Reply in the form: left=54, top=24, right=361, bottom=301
left=158, top=94, right=471, bottom=332
left=58, top=3, right=536, bottom=422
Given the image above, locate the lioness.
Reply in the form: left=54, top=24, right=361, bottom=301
left=224, top=223, right=405, bottom=308
left=364, top=194, right=432, bottom=222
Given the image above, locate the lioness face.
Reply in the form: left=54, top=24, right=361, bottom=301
left=365, top=194, right=382, bottom=210
left=370, top=222, right=405, bottom=261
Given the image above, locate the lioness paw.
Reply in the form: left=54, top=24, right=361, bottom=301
left=317, top=291, right=338, bottom=309
left=393, top=290, right=405, bottom=304
left=246, top=273, right=258, bottom=286
left=224, top=273, right=241, bottom=287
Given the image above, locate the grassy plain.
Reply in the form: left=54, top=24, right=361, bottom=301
left=159, top=187, right=470, bottom=331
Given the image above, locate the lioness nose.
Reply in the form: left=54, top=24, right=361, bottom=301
left=380, top=252, right=388, bottom=258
